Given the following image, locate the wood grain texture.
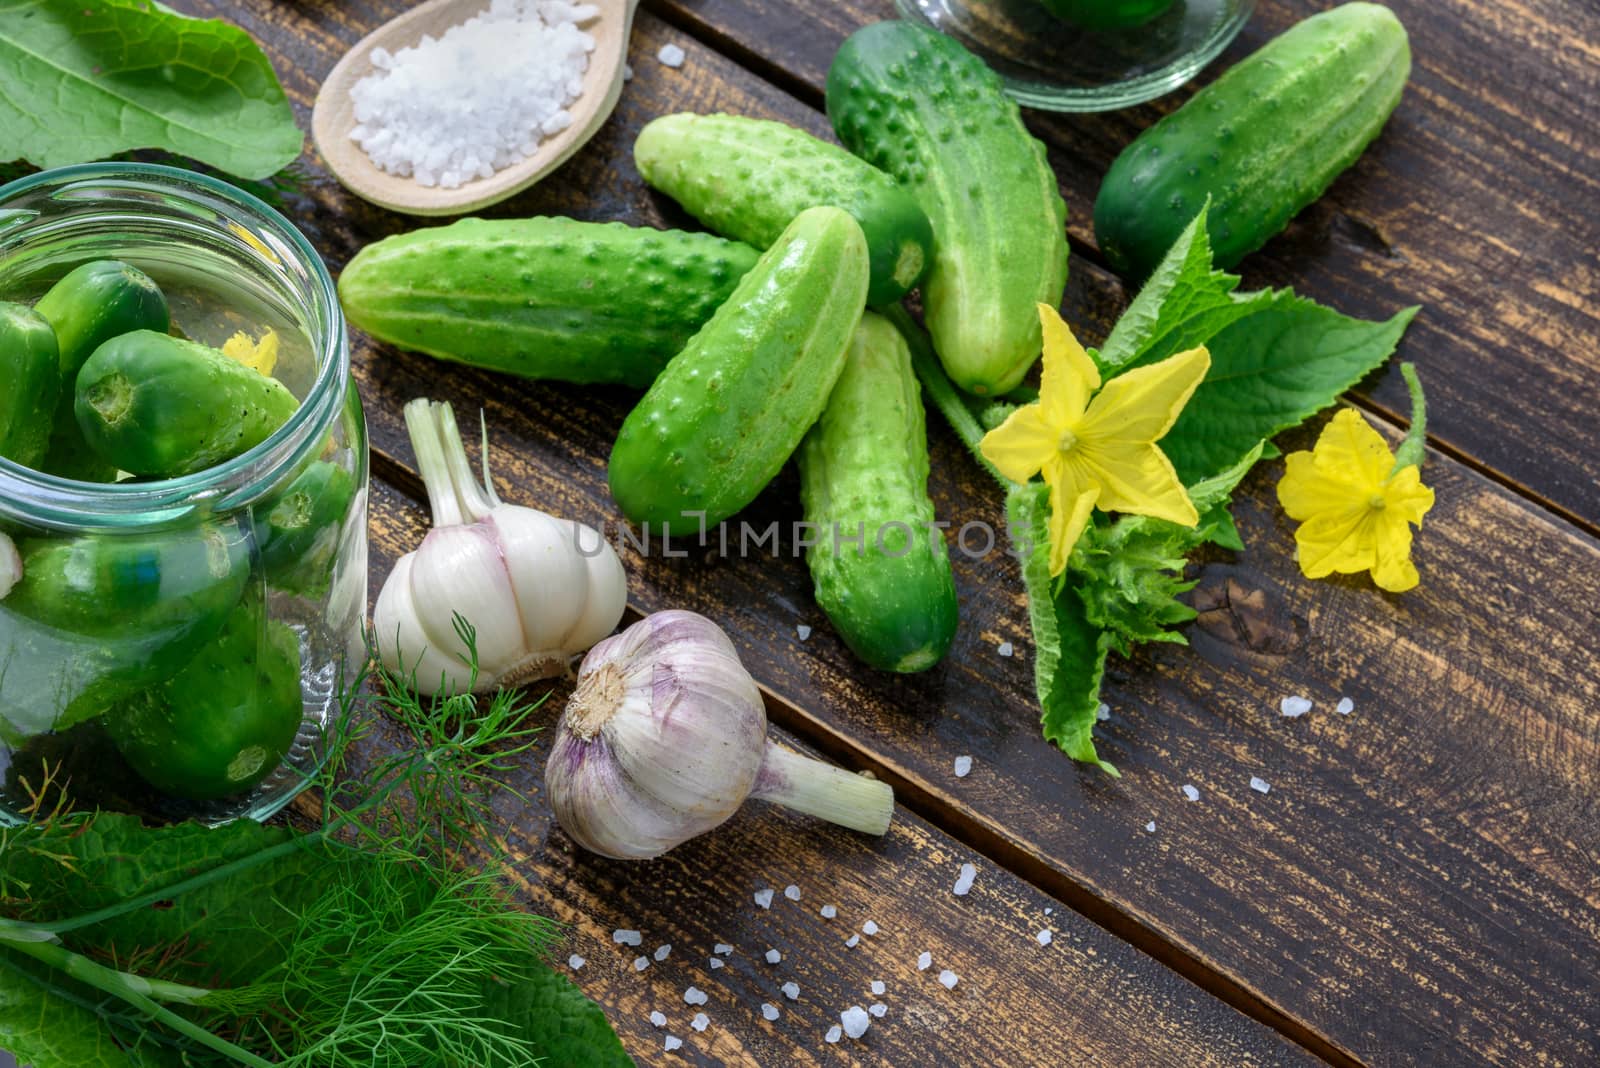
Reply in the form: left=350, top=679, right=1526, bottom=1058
left=645, top=0, right=1600, bottom=532
left=358, top=478, right=1312, bottom=1067
left=167, top=1, right=1600, bottom=1063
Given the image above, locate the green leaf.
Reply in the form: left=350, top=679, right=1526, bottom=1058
left=1009, top=483, right=1116, bottom=775
left=1152, top=295, right=1417, bottom=483
left=0, top=949, right=184, bottom=1068
left=0, top=0, right=302, bottom=180
left=1094, top=208, right=1278, bottom=375
left=484, top=964, right=637, bottom=1068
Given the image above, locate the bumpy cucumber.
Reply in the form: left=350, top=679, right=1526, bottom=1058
left=635, top=113, right=933, bottom=307
left=798, top=312, right=957, bottom=673
left=1094, top=3, right=1410, bottom=279
left=827, top=21, right=1068, bottom=396
left=108, top=592, right=303, bottom=800
left=1037, top=0, right=1175, bottom=30
left=35, top=260, right=170, bottom=482
left=0, top=521, right=250, bottom=737
left=609, top=206, right=870, bottom=527
left=0, top=303, right=61, bottom=469
left=338, top=217, right=761, bottom=388
left=254, top=459, right=357, bottom=596
left=75, top=330, right=299, bottom=478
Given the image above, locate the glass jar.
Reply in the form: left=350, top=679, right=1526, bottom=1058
left=0, top=163, right=368, bottom=826
left=897, top=0, right=1255, bottom=112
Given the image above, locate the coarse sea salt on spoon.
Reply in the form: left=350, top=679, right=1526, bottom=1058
left=313, top=0, right=641, bottom=216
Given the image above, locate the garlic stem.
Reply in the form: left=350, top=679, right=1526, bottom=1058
left=433, top=401, right=498, bottom=521
left=750, top=743, right=894, bottom=836
left=403, top=398, right=466, bottom=528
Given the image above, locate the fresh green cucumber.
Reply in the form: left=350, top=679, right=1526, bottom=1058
left=0, top=520, right=251, bottom=737
left=254, top=459, right=357, bottom=596
left=827, top=20, right=1068, bottom=396
left=338, top=217, right=761, bottom=388
left=608, top=206, right=869, bottom=527
left=798, top=311, right=957, bottom=673
left=0, top=302, right=61, bottom=470
left=1094, top=2, right=1410, bottom=279
left=75, top=330, right=299, bottom=478
left=108, top=591, right=303, bottom=800
left=1037, top=0, right=1175, bottom=30
left=34, top=259, right=170, bottom=482
left=634, top=112, right=933, bottom=307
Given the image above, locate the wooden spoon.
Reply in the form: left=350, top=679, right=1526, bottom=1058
left=312, top=0, right=641, bottom=216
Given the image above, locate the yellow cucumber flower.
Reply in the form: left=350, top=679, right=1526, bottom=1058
left=980, top=303, right=1211, bottom=575
left=221, top=327, right=280, bottom=376
left=1276, top=407, right=1434, bottom=592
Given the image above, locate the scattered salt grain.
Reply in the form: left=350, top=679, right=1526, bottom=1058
left=861, top=920, right=879, bottom=936
left=917, top=951, right=932, bottom=971
left=997, top=640, right=1014, bottom=657
left=613, top=929, right=642, bottom=946
left=568, top=954, right=586, bottom=970
left=785, top=884, right=801, bottom=901
left=782, top=981, right=800, bottom=1001
left=684, top=986, right=708, bottom=1006
left=691, top=1012, right=709, bottom=1032
left=753, top=888, right=774, bottom=909
left=953, top=755, right=973, bottom=778
left=841, top=1005, right=871, bottom=1039
left=1250, top=775, right=1271, bottom=794
left=1337, top=697, right=1355, bottom=715
left=657, top=42, right=686, bottom=68
left=762, top=1002, right=780, bottom=1020
left=654, top=944, right=672, bottom=962
left=1036, top=929, right=1053, bottom=946
left=870, top=980, right=885, bottom=995
left=953, top=862, right=977, bottom=896
left=348, top=1, right=601, bottom=190
left=938, top=969, right=959, bottom=990
left=869, top=1002, right=888, bottom=1018
left=1280, top=695, right=1313, bottom=718
left=650, top=1011, right=667, bottom=1028
left=633, top=956, right=649, bottom=971
left=825, top=1025, right=843, bottom=1044
left=1145, top=820, right=1157, bottom=834
left=664, top=1035, right=683, bottom=1052
left=845, top=934, right=860, bottom=948
left=765, top=949, right=782, bottom=964
left=708, top=957, right=725, bottom=970
left=715, top=943, right=734, bottom=956
left=1044, top=907, right=1053, bottom=916
left=622, top=62, right=633, bottom=81
left=796, top=623, right=812, bottom=641
left=1096, top=702, right=1111, bottom=721
left=820, top=905, right=838, bottom=919
left=1182, top=784, right=1200, bottom=802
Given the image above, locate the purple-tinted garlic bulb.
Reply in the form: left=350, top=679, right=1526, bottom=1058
left=547, top=610, right=894, bottom=860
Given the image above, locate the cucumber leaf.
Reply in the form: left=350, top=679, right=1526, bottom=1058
left=483, top=964, right=636, bottom=1068
left=0, top=0, right=302, bottom=180
left=1010, top=482, right=1115, bottom=775
left=0, top=950, right=183, bottom=1068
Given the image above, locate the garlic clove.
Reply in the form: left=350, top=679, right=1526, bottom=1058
left=488, top=507, right=594, bottom=655
left=561, top=519, right=628, bottom=653
left=373, top=552, right=476, bottom=694
left=407, top=524, right=528, bottom=686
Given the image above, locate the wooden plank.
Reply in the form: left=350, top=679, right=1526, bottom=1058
left=174, top=1, right=1600, bottom=1062
left=357, top=477, right=1314, bottom=1067
left=645, top=0, right=1600, bottom=533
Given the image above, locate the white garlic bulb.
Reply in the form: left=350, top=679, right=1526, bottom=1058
left=374, top=399, right=626, bottom=695
left=546, top=610, right=894, bottom=860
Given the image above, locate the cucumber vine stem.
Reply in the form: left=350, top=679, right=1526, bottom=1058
left=885, top=306, right=1010, bottom=489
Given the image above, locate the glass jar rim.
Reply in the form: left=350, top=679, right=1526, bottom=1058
left=0, top=161, right=348, bottom=528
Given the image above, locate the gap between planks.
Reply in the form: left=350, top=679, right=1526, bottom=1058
left=368, top=442, right=1358, bottom=1067
left=640, top=0, right=1600, bottom=549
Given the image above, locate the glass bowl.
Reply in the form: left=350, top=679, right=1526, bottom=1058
left=0, top=163, right=369, bottom=827
left=896, top=0, right=1256, bottom=112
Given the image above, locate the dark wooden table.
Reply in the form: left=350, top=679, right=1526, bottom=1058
left=188, top=1, right=1600, bottom=1063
